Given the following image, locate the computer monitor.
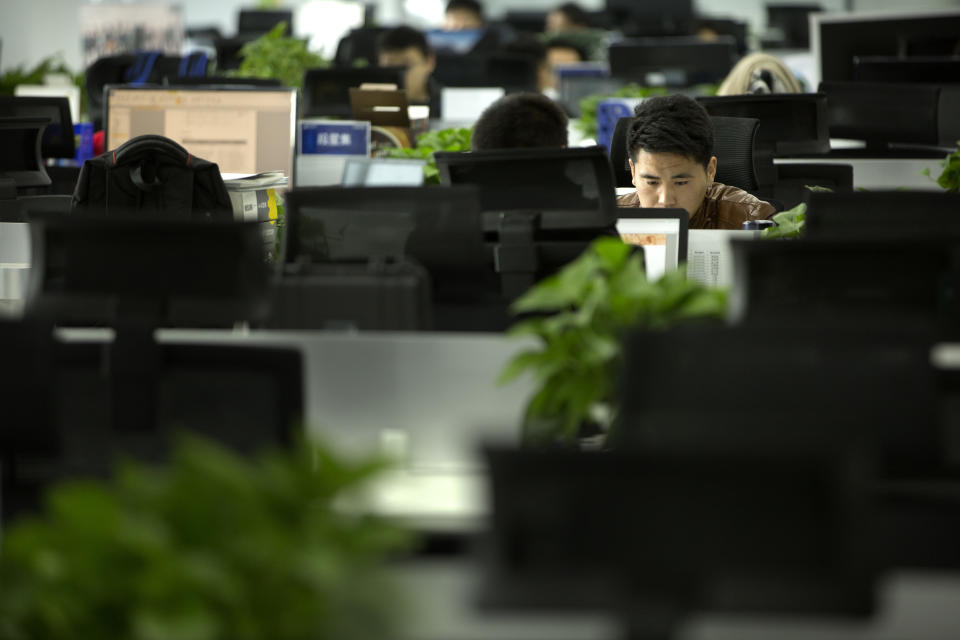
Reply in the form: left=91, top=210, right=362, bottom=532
left=482, top=444, right=875, bottom=630
left=608, top=37, right=737, bottom=85
left=27, top=217, right=270, bottom=328
left=301, top=67, right=405, bottom=119
left=812, top=9, right=960, bottom=86
left=104, top=86, right=297, bottom=178
left=852, top=56, right=960, bottom=84
left=605, top=0, right=694, bottom=37
left=432, top=53, right=539, bottom=92
left=237, top=9, right=293, bottom=36
left=803, top=190, right=960, bottom=240
left=0, top=117, right=51, bottom=189
left=729, top=237, right=960, bottom=335
left=616, top=325, right=941, bottom=472
left=819, top=81, right=960, bottom=150
left=282, top=185, right=504, bottom=330
left=435, top=146, right=617, bottom=230
left=341, top=157, right=425, bottom=187
left=0, top=96, right=75, bottom=160
left=615, top=208, right=688, bottom=281
left=696, top=93, right=829, bottom=156
left=765, top=3, right=821, bottom=49
left=425, top=29, right=485, bottom=54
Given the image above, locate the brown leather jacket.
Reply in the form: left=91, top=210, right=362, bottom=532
left=616, top=183, right=776, bottom=230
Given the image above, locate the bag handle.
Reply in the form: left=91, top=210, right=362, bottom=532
left=113, top=134, right=190, bottom=166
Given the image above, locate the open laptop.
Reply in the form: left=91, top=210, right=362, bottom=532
left=615, top=208, right=688, bottom=281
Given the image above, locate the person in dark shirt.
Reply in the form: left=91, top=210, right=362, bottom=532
left=471, top=92, right=568, bottom=151
left=617, top=94, right=775, bottom=229
left=376, top=26, right=443, bottom=119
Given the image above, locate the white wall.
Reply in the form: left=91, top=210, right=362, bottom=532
left=2, top=0, right=958, bottom=74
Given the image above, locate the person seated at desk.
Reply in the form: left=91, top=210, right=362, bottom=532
left=544, top=2, right=606, bottom=61
left=377, top=26, right=443, bottom=119
left=443, top=0, right=500, bottom=53
left=617, top=94, right=776, bottom=229
left=471, top=92, right=568, bottom=151
left=499, top=36, right=584, bottom=98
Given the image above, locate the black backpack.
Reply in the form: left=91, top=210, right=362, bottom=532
left=71, top=134, right=234, bottom=220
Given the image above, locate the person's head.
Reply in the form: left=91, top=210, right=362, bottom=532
left=471, top=92, right=568, bottom=151
left=499, top=36, right=550, bottom=92
left=444, top=0, right=485, bottom=30
left=546, top=2, right=590, bottom=32
left=377, top=26, right=436, bottom=102
left=545, top=38, right=586, bottom=71
left=626, top=94, right=717, bottom=216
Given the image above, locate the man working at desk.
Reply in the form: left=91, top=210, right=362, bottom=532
left=617, top=94, right=775, bottom=229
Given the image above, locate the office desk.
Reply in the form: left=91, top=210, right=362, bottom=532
left=59, top=327, right=538, bottom=534
left=775, top=152, right=946, bottom=191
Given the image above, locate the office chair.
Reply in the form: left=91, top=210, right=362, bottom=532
left=333, top=27, right=388, bottom=67
left=609, top=115, right=775, bottom=195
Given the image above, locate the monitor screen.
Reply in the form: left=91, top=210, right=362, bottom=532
left=852, top=56, right=960, bottom=84
left=696, top=94, right=829, bottom=156
left=615, top=208, right=688, bottom=281
left=426, top=29, right=485, bottom=54
left=104, top=86, right=297, bottom=178
left=813, top=10, right=960, bottom=85
left=605, top=0, right=694, bottom=36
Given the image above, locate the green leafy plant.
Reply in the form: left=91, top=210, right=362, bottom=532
left=574, top=84, right=668, bottom=139
left=229, top=22, right=326, bottom=88
left=0, top=434, right=410, bottom=640
left=499, top=237, right=728, bottom=445
left=921, top=140, right=960, bottom=192
left=383, top=127, right=472, bottom=184
left=761, top=202, right=807, bottom=239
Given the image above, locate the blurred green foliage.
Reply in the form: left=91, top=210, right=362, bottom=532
left=499, top=237, right=728, bottom=445
left=231, top=22, right=326, bottom=88
left=921, top=140, right=960, bottom=193
left=0, top=435, right=410, bottom=640
left=383, top=127, right=472, bottom=184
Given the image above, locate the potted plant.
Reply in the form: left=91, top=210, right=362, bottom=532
left=228, top=22, right=326, bottom=88
left=0, top=435, right=410, bottom=640
left=499, top=237, right=728, bottom=446
left=922, top=140, right=960, bottom=193
left=383, top=127, right=473, bottom=184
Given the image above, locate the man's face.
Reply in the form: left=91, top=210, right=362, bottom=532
left=444, top=9, right=483, bottom=30
left=378, top=47, right=436, bottom=101
left=629, top=149, right=717, bottom=217
left=545, top=10, right=573, bottom=32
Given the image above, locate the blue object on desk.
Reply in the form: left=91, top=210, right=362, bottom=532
left=596, top=98, right=637, bottom=151
left=299, top=120, right=370, bottom=156
left=73, top=122, right=94, bottom=164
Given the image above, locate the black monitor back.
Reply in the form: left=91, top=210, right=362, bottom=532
left=282, top=186, right=494, bottom=313
left=817, top=12, right=960, bottom=84
left=608, top=37, right=737, bottom=85
left=0, top=116, right=51, bottom=189
left=804, top=190, right=960, bottom=240
left=432, top=53, right=539, bottom=92
left=27, top=217, right=270, bottom=328
left=853, top=56, right=960, bottom=84
left=730, top=238, right=960, bottom=336
left=483, top=446, right=875, bottom=623
left=766, top=4, right=821, bottom=49
left=605, top=0, right=694, bottom=37
left=820, top=81, right=960, bottom=149
left=0, top=96, right=75, bottom=159
left=301, top=66, right=406, bottom=118
left=435, top=146, right=617, bottom=230
left=237, top=9, right=293, bottom=37
left=696, top=93, right=829, bottom=156
left=166, top=76, right=283, bottom=88
left=612, top=325, right=941, bottom=476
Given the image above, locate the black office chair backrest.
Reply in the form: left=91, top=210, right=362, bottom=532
left=609, top=115, right=768, bottom=193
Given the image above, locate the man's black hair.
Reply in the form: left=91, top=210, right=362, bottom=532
left=377, top=26, right=431, bottom=58
left=471, top=92, right=568, bottom=151
left=445, top=0, right=484, bottom=19
left=544, top=37, right=588, bottom=62
left=627, top=94, right=714, bottom=168
left=555, top=2, right=590, bottom=27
